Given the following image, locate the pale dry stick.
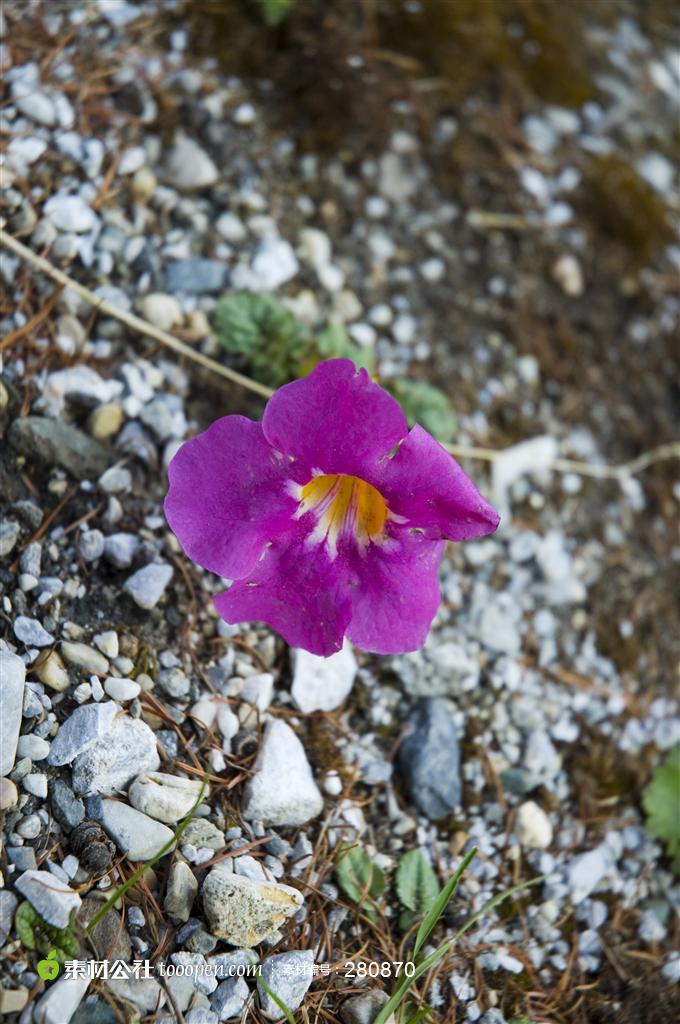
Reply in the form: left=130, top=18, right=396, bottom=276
left=2, top=229, right=679, bottom=482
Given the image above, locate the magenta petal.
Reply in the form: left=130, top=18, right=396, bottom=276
left=377, top=425, right=500, bottom=541
left=164, top=416, right=295, bottom=580
left=346, top=536, right=445, bottom=654
left=215, top=529, right=352, bottom=657
left=262, top=358, right=408, bottom=476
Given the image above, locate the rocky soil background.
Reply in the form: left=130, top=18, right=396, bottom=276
left=1, top=2, right=679, bottom=1023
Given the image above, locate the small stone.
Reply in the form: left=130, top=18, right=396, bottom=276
left=291, top=642, right=357, bottom=713
left=248, top=238, right=299, bottom=291
left=567, top=846, right=612, bottom=905
left=182, top=818, right=224, bottom=851
left=476, top=599, right=521, bottom=656
left=0, top=777, right=18, bottom=811
left=552, top=254, right=584, bottom=296
left=33, top=975, right=90, bottom=1024
left=61, top=641, right=110, bottom=674
left=13, top=616, right=55, bottom=647
left=78, top=529, right=105, bottom=562
left=48, top=701, right=120, bottom=766
left=44, top=194, right=98, bottom=233
left=524, top=730, right=561, bottom=781
left=104, top=677, right=141, bottom=701
left=165, top=860, right=198, bottom=922
left=88, top=403, right=123, bottom=440
left=0, top=890, right=19, bottom=945
left=23, top=772, right=48, bottom=798
left=163, top=132, right=218, bottom=190
left=340, top=989, right=391, bottom=1024
left=98, top=465, right=132, bottom=494
left=97, top=799, right=175, bottom=860
left=157, top=666, right=191, bottom=699
left=0, top=989, right=29, bottom=1015
left=232, top=102, right=256, bottom=125
left=0, top=651, right=25, bottom=775
left=396, top=698, right=461, bottom=820
left=17, top=812, right=42, bottom=838
left=211, top=977, right=250, bottom=1021
left=241, top=719, right=323, bottom=827
left=215, top=211, right=246, bottom=242
left=50, top=778, right=85, bottom=831
left=138, top=293, right=183, bottom=331
left=10, top=416, right=109, bottom=477
left=71, top=715, right=160, bottom=795
left=0, top=519, right=21, bottom=556
left=257, top=951, right=314, bottom=1020
left=93, top=630, right=119, bottom=658
left=15, top=868, right=81, bottom=928
left=165, top=259, right=228, bottom=294
left=202, top=870, right=303, bottom=946
left=35, top=650, right=70, bottom=691
left=124, top=561, right=174, bottom=609
left=104, top=532, right=140, bottom=568
left=515, top=801, right=553, bottom=849
left=14, top=91, right=56, bottom=127
left=17, top=734, right=50, bottom=760
left=129, top=771, right=204, bottom=823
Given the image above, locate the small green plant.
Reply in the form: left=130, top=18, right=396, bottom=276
left=15, top=902, right=79, bottom=965
left=335, top=842, right=386, bottom=921
left=388, top=377, right=458, bottom=443
left=395, top=848, right=440, bottom=931
left=372, top=849, right=541, bottom=1024
left=643, top=744, right=680, bottom=872
left=257, top=0, right=295, bottom=27
left=214, top=293, right=308, bottom=388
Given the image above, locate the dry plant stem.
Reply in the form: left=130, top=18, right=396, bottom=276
left=2, top=229, right=679, bottom=481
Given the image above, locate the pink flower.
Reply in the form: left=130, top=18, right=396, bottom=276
left=165, top=360, right=499, bottom=656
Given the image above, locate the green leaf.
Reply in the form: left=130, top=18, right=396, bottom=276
left=389, top=377, right=457, bottom=442
left=214, top=293, right=308, bottom=388
left=15, top=902, right=80, bottom=964
left=315, top=324, right=376, bottom=375
left=257, top=0, right=295, bottom=27
left=335, top=843, right=385, bottom=918
left=412, top=847, right=476, bottom=959
left=643, top=745, right=680, bottom=871
left=395, top=849, right=440, bottom=914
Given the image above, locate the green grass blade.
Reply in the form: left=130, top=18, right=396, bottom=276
left=412, top=847, right=477, bottom=959
left=373, top=873, right=541, bottom=1024
left=86, top=776, right=209, bottom=933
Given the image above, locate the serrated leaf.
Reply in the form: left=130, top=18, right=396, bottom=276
left=643, top=745, right=680, bottom=870
left=389, top=377, right=457, bottom=442
left=395, top=849, right=440, bottom=914
left=335, top=843, right=385, bottom=916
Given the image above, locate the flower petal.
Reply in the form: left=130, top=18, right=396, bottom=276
left=262, top=358, right=408, bottom=476
left=346, top=535, right=445, bottom=654
left=215, top=527, right=352, bottom=657
left=376, top=425, right=500, bottom=541
left=164, top=416, right=295, bottom=579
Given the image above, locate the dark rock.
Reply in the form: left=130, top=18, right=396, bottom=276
left=395, top=698, right=461, bottom=820
left=164, top=259, right=228, bottom=294
left=50, top=778, right=85, bottom=831
left=10, top=417, right=109, bottom=478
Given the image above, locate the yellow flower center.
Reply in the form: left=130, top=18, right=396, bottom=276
left=297, top=473, right=388, bottom=557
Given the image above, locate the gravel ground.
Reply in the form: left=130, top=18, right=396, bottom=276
left=1, top=2, right=679, bottom=1024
